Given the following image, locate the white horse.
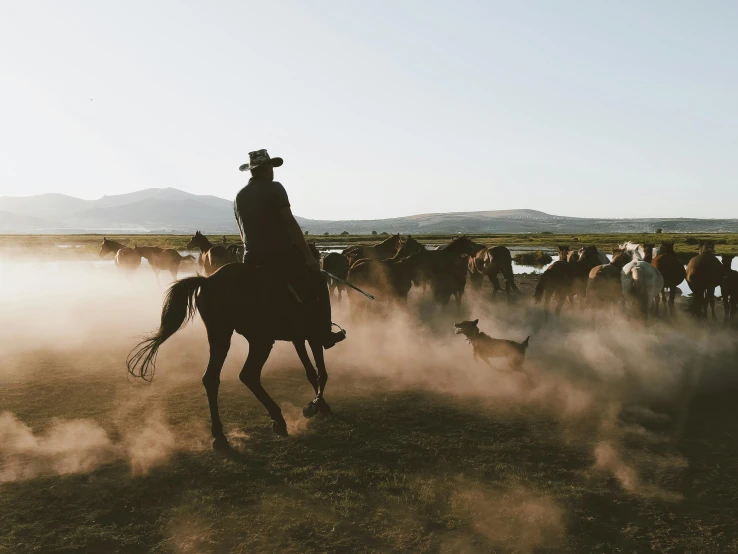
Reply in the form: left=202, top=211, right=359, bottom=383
left=619, top=241, right=659, bottom=262
left=621, top=259, right=664, bottom=318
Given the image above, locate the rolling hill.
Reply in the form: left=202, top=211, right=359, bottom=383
left=1, top=188, right=737, bottom=234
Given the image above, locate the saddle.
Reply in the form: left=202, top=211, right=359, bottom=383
left=245, top=263, right=320, bottom=342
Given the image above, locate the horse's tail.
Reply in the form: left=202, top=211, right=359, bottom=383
left=126, top=275, right=207, bottom=381
left=533, top=272, right=548, bottom=303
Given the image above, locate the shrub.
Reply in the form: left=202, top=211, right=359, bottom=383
left=340, top=231, right=350, bottom=236
left=513, top=250, right=553, bottom=266
left=371, top=230, right=378, bottom=235
left=656, top=228, right=663, bottom=234
left=685, top=237, right=699, bottom=245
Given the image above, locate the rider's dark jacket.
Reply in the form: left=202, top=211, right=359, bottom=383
left=234, top=177, right=294, bottom=264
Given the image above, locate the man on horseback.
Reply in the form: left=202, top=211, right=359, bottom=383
left=235, top=149, right=346, bottom=349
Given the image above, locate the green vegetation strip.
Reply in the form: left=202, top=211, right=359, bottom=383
left=2, top=232, right=737, bottom=258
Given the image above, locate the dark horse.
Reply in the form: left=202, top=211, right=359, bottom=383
left=468, top=246, right=519, bottom=298
left=99, top=238, right=141, bottom=272
left=651, top=241, right=686, bottom=317
left=585, top=249, right=631, bottom=314
left=343, top=234, right=404, bottom=266
left=322, top=252, right=351, bottom=300
left=186, top=231, right=239, bottom=276
left=686, top=242, right=723, bottom=318
left=534, top=245, right=602, bottom=320
left=135, top=246, right=196, bottom=282
left=127, top=263, right=334, bottom=449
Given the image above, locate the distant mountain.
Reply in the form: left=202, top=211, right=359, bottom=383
left=1, top=188, right=738, bottom=234
left=0, top=193, right=89, bottom=220
left=0, top=211, right=67, bottom=232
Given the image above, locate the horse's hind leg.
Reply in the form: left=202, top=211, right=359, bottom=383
left=488, top=272, right=503, bottom=299
left=202, top=328, right=233, bottom=449
left=303, top=339, right=331, bottom=418
left=239, top=340, right=288, bottom=436
left=293, top=340, right=319, bottom=395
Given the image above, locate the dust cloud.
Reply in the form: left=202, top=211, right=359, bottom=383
left=1, top=255, right=738, bottom=540
left=0, top=408, right=187, bottom=483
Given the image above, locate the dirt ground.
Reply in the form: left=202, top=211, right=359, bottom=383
left=1, top=259, right=737, bottom=553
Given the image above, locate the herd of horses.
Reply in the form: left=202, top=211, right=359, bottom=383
left=535, top=241, right=737, bottom=321
left=120, top=232, right=736, bottom=448
left=101, top=233, right=737, bottom=321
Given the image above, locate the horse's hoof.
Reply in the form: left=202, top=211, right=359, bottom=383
left=316, top=398, right=332, bottom=414
left=303, top=402, right=319, bottom=418
left=212, top=437, right=230, bottom=451
left=272, top=419, right=288, bottom=437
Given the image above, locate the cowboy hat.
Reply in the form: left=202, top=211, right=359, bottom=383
left=238, top=149, right=283, bottom=172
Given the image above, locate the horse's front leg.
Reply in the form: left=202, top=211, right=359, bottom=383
left=293, top=340, right=319, bottom=395
left=239, top=340, right=287, bottom=436
left=202, top=330, right=232, bottom=450
left=668, top=288, right=677, bottom=318
left=303, top=339, right=331, bottom=418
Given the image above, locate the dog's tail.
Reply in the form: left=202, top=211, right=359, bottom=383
left=521, top=336, right=530, bottom=350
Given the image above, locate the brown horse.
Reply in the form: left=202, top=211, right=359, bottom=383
left=686, top=242, right=723, bottom=318
left=468, top=246, right=519, bottom=297
left=567, top=250, right=580, bottom=263
left=186, top=231, right=239, bottom=276
left=439, top=236, right=486, bottom=256
left=345, top=253, right=416, bottom=313
left=126, top=262, right=339, bottom=448
left=322, top=252, right=351, bottom=300
left=557, top=246, right=570, bottom=261
left=534, top=245, right=602, bottom=320
left=651, top=241, right=686, bottom=317
left=405, top=250, right=469, bottom=308
left=585, top=249, right=630, bottom=314
left=721, top=254, right=737, bottom=321
left=135, top=246, right=196, bottom=282
left=99, top=238, right=141, bottom=272
left=343, top=234, right=404, bottom=266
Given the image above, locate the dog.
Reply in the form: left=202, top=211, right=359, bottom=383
left=454, top=319, right=530, bottom=370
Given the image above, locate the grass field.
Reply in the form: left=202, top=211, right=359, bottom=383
left=1, top=237, right=738, bottom=552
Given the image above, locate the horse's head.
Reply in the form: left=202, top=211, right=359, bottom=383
left=660, top=241, right=676, bottom=255
left=699, top=241, right=716, bottom=255
left=643, top=243, right=654, bottom=262
left=99, top=238, right=114, bottom=258
left=187, top=231, right=204, bottom=250
left=395, top=236, right=424, bottom=259
left=722, top=254, right=734, bottom=269
left=579, top=245, right=599, bottom=262
left=567, top=250, right=579, bottom=263
left=557, top=245, right=570, bottom=260
left=448, top=236, right=483, bottom=256
left=307, top=242, right=321, bottom=263
left=610, top=249, right=630, bottom=268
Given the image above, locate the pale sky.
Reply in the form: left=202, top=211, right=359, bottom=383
left=1, top=1, right=736, bottom=220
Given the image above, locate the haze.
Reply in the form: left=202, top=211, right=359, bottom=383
left=1, top=1, right=736, bottom=220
